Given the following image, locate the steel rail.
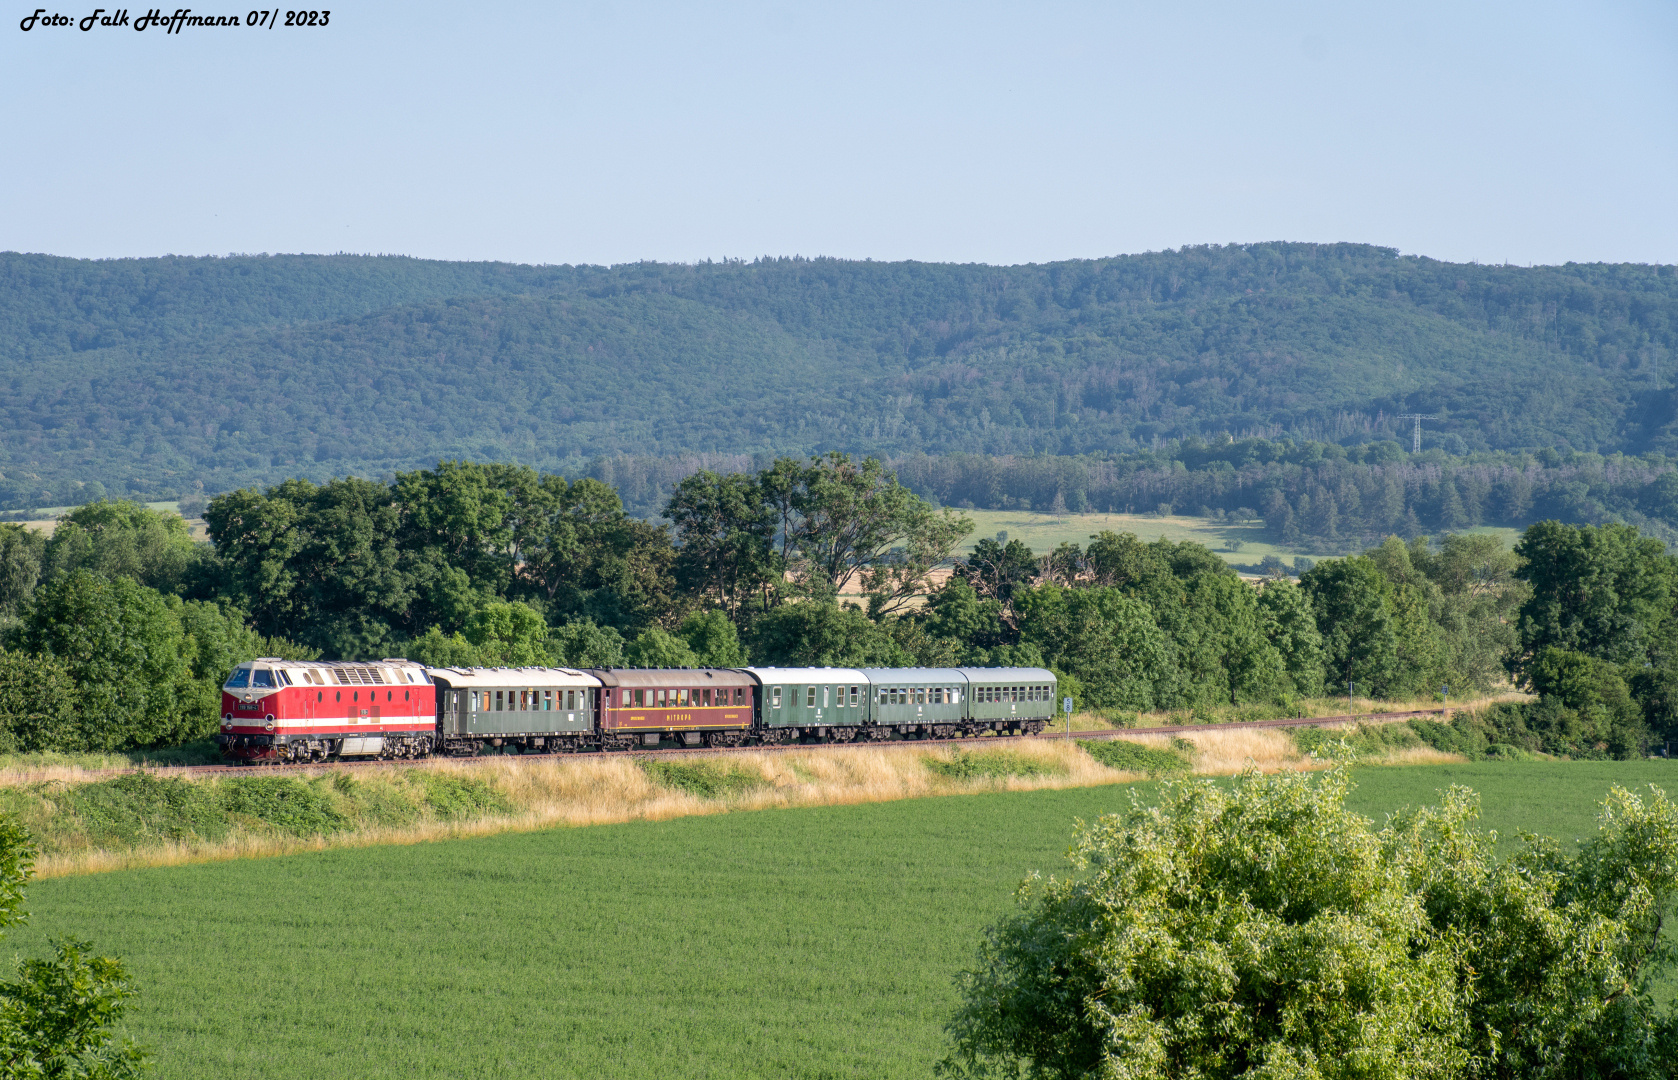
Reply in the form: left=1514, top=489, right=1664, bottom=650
left=107, top=707, right=1452, bottom=779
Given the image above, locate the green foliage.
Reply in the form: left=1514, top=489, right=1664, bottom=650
left=9, top=573, right=283, bottom=752
left=40, top=502, right=207, bottom=598
left=0, top=815, right=148, bottom=1078
left=14, top=247, right=1678, bottom=512
left=941, top=768, right=1678, bottom=1080
left=924, top=751, right=1062, bottom=782
left=1290, top=722, right=1425, bottom=759
left=0, top=650, right=77, bottom=755
left=3, top=762, right=1675, bottom=1079
left=206, top=463, right=678, bottom=658
left=1514, top=521, right=1678, bottom=670
left=0, top=526, right=45, bottom=622
left=405, top=772, right=513, bottom=821
left=667, top=470, right=778, bottom=620
left=622, top=626, right=699, bottom=669
left=217, top=776, right=347, bottom=837
left=676, top=610, right=747, bottom=667
left=0, top=938, right=149, bottom=1079
left=16, top=572, right=195, bottom=752
left=1255, top=579, right=1326, bottom=696
left=1077, top=739, right=1192, bottom=777
left=546, top=619, right=625, bottom=669
left=402, top=627, right=481, bottom=668
left=55, top=774, right=228, bottom=848
left=460, top=603, right=552, bottom=667
left=637, top=759, right=766, bottom=799
left=746, top=601, right=912, bottom=667
left=1300, top=554, right=1401, bottom=697
left=1014, top=584, right=1180, bottom=711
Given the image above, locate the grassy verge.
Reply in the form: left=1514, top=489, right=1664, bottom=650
left=4, top=724, right=1459, bottom=878
left=7, top=759, right=1672, bottom=1080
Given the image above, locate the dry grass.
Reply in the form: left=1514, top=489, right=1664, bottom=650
left=23, top=719, right=1475, bottom=880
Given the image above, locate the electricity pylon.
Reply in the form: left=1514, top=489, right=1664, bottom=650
left=1395, top=414, right=1437, bottom=454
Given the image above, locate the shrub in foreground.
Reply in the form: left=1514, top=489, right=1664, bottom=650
left=0, top=814, right=148, bottom=1078
left=941, top=767, right=1678, bottom=1080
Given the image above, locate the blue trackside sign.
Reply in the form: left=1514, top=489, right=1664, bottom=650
left=1062, top=696, right=1073, bottom=715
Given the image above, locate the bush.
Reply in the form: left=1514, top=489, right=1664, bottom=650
left=639, top=759, right=767, bottom=798
left=941, top=768, right=1678, bottom=1080
left=219, top=776, right=347, bottom=837
left=0, top=648, right=78, bottom=753
left=407, top=771, right=513, bottom=820
left=1078, top=739, right=1191, bottom=777
left=925, top=750, right=1061, bottom=782
left=59, top=773, right=227, bottom=847
left=1290, top=721, right=1423, bottom=759
left=0, top=814, right=149, bottom=1077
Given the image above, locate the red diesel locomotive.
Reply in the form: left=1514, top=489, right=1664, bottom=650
left=219, top=657, right=437, bottom=762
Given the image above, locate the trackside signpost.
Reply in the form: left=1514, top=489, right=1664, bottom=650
left=1063, top=696, right=1072, bottom=737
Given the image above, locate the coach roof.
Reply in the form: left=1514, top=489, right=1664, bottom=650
left=954, top=667, right=1056, bottom=682
left=588, top=668, right=756, bottom=688
left=425, top=667, right=601, bottom=688
left=858, top=667, right=967, bottom=684
left=740, top=667, right=869, bottom=685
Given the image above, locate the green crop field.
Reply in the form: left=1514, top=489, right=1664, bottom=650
left=10, top=759, right=1675, bottom=1079
left=955, top=508, right=1518, bottom=570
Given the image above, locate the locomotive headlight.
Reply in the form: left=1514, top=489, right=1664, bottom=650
left=264, top=716, right=275, bottom=731
left=222, top=714, right=233, bottom=728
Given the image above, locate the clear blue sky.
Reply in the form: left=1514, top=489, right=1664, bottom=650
left=4, top=0, right=1675, bottom=267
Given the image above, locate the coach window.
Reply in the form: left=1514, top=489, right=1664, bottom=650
left=804, top=686, right=815, bottom=708
left=771, top=687, right=782, bottom=708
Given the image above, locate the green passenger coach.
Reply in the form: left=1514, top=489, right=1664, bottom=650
left=959, top=666, right=1059, bottom=727
left=743, top=667, right=871, bottom=743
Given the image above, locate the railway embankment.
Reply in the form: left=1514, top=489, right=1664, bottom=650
left=0, top=716, right=1474, bottom=879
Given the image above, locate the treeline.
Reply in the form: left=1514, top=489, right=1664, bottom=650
left=6, top=243, right=1678, bottom=506
left=1, top=456, right=1674, bottom=758
left=580, top=440, right=1678, bottom=548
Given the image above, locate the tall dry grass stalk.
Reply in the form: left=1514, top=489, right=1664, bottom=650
left=27, top=726, right=1466, bottom=880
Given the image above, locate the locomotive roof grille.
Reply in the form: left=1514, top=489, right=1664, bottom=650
left=332, top=666, right=387, bottom=686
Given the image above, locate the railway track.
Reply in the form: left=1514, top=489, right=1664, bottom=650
left=106, top=707, right=1452, bottom=779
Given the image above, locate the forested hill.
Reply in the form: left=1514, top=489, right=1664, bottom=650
left=3, top=243, right=1677, bottom=507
